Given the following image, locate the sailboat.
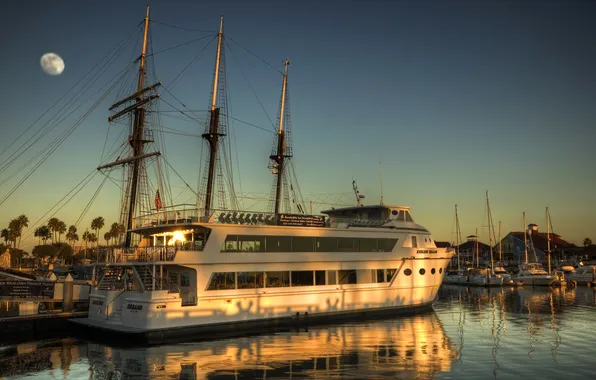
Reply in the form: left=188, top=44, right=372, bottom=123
left=513, top=213, right=558, bottom=286
left=443, top=205, right=469, bottom=285
left=468, top=191, right=503, bottom=287
left=72, top=7, right=454, bottom=342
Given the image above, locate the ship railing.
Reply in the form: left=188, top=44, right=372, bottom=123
left=134, top=207, right=328, bottom=227
left=109, top=247, right=177, bottom=264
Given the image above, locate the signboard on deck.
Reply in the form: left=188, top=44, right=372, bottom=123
left=278, top=213, right=326, bottom=227
left=0, top=280, right=55, bottom=299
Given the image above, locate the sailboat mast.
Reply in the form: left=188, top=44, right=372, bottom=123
left=272, top=58, right=290, bottom=218
left=546, top=207, right=551, bottom=273
left=455, top=204, right=461, bottom=270
left=523, top=212, right=528, bottom=264
left=486, top=191, right=494, bottom=271
left=498, top=221, right=502, bottom=263
left=475, top=227, right=479, bottom=267
left=202, top=16, right=225, bottom=218
left=125, top=4, right=151, bottom=247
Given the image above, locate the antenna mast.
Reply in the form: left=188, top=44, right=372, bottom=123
left=486, top=191, right=494, bottom=271
left=202, top=16, right=225, bottom=219
left=270, top=58, right=291, bottom=219
left=523, top=212, right=528, bottom=264
left=353, top=180, right=364, bottom=207
left=379, top=161, right=384, bottom=205
left=455, top=204, right=461, bottom=270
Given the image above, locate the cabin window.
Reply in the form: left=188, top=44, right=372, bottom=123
left=316, top=237, right=338, bottom=252
left=223, top=235, right=239, bottom=252
left=327, top=270, right=337, bottom=285
left=266, top=271, right=290, bottom=287
left=315, top=270, right=326, bottom=285
left=397, top=210, right=405, bottom=221
left=292, top=236, right=315, bottom=252
left=386, top=268, right=397, bottom=281
left=180, top=272, right=191, bottom=287
left=431, top=268, right=436, bottom=275
left=419, top=268, right=426, bottom=275
left=338, top=270, right=357, bottom=284
left=439, top=268, right=443, bottom=274
left=265, top=236, right=291, bottom=252
left=206, top=272, right=235, bottom=290
left=239, top=235, right=265, bottom=252
left=376, top=269, right=385, bottom=283
left=405, top=212, right=413, bottom=222
left=237, top=272, right=264, bottom=289
left=404, top=268, right=412, bottom=276
left=412, top=236, right=418, bottom=248
left=379, top=238, right=398, bottom=252
left=338, top=238, right=357, bottom=252
left=359, top=238, right=378, bottom=252
left=291, top=271, right=314, bottom=286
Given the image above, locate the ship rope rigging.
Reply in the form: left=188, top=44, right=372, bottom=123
left=3, top=7, right=340, bottom=249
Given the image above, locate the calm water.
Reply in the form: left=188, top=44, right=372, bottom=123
left=1, top=285, right=595, bottom=379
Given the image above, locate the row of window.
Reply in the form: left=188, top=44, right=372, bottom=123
left=206, top=269, right=399, bottom=290
left=402, top=268, right=443, bottom=276
left=222, top=235, right=398, bottom=253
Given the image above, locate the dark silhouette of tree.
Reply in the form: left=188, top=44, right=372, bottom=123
left=584, top=238, right=593, bottom=247
left=91, top=217, right=105, bottom=248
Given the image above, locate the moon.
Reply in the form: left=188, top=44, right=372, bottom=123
left=40, top=53, right=65, bottom=75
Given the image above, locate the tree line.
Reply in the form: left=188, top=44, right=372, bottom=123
left=1, top=214, right=126, bottom=265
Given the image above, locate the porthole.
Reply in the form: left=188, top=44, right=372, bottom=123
left=439, top=268, right=443, bottom=274
left=404, top=268, right=412, bottom=276
left=424, top=238, right=427, bottom=242
left=391, top=210, right=398, bottom=216
left=419, top=268, right=426, bottom=275
left=431, top=268, right=436, bottom=275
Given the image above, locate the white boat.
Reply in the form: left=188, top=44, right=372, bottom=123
left=72, top=7, right=453, bottom=343
left=443, top=268, right=469, bottom=285
left=493, top=265, right=516, bottom=285
left=513, top=263, right=556, bottom=286
left=566, top=265, right=596, bottom=285
left=467, top=268, right=503, bottom=287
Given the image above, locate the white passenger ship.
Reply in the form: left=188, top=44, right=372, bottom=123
left=72, top=7, right=453, bottom=342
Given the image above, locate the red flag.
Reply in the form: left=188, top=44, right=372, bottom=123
left=155, top=189, right=163, bottom=211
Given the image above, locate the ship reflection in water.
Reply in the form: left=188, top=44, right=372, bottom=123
left=0, top=312, right=457, bottom=379
left=2, top=286, right=596, bottom=379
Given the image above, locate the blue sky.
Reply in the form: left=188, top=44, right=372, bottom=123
left=0, top=0, right=595, bottom=249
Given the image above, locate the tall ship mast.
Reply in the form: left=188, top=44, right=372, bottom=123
left=96, top=5, right=161, bottom=248
left=74, top=8, right=454, bottom=342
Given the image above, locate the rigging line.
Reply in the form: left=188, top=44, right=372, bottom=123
left=147, top=34, right=216, bottom=57
left=161, top=87, right=203, bottom=119
left=226, top=41, right=276, bottom=130
left=161, top=129, right=202, bottom=138
left=223, top=114, right=275, bottom=134
left=75, top=175, right=108, bottom=228
left=150, top=20, right=216, bottom=33
left=166, top=35, right=217, bottom=91
left=0, top=70, right=127, bottom=207
left=160, top=155, right=200, bottom=198
left=0, top=65, right=134, bottom=189
left=149, top=109, right=209, bottom=113
left=0, top=24, right=141, bottom=162
left=0, top=58, right=136, bottom=176
left=22, top=169, right=99, bottom=241
left=160, top=98, right=203, bottom=123
left=227, top=36, right=283, bottom=74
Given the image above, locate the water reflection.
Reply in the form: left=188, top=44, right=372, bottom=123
left=2, top=286, right=596, bottom=379
left=0, top=312, right=457, bottom=379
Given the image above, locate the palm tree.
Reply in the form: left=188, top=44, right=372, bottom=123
left=8, top=219, right=21, bottom=248
left=104, top=231, right=112, bottom=247
left=66, top=225, right=79, bottom=251
left=39, top=226, right=51, bottom=244
left=91, top=217, right=105, bottom=249
left=82, top=230, right=92, bottom=261
left=56, top=221, right=67, bottom=243
left=16, top=214, right=28, bottom=248
left=1, top=228, right=10, bottom=245
left=584, top=238, right=593, bottom=247
left=47, top=217, right=61, bottom=242
left=109, top=222, right=126, bottom=246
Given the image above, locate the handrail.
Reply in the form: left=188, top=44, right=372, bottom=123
left=104, top=290, right=126, bottom=320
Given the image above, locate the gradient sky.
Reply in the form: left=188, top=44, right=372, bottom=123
left=1, top=0, right=595, bottom=250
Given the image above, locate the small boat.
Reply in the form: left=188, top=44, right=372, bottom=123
left=468, top=268, right=503, bottom=287
left=514, top=263, right=557, bottom=286
left=443, top=268, right=469, bottom=285
left=566, top=265, right=596, bottom=285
